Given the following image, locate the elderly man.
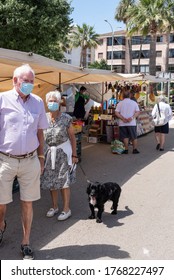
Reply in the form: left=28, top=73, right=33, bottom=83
left=0, top=64, right=48, bottom=259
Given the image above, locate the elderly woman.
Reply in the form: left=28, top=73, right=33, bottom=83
left=152, top=95, right=173, bottom=151
left=41, top=91, right=78, bottom=220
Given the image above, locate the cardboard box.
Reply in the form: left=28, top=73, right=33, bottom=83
left=88, top=137, right=98, bottom=143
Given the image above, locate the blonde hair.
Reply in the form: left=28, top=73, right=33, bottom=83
left=46, top=91, right=61, bottom=103
left=13, top=64, right=35, bottom=78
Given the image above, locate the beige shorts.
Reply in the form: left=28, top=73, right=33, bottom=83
left=0, top=152, right=41, bottom=204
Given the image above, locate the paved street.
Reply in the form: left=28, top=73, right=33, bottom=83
left=1, top=121, right=174, bottom=260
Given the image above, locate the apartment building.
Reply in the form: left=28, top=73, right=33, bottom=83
left=95, top=30, right=174, bottom=74
left=64, top=44, right=95, bottom=67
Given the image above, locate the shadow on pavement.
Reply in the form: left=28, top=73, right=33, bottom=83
left=36, top=244, right=130, bottom=260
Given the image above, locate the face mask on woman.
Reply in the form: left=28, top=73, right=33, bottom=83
left=20, top=82, right=34, bottom=96
left=47, top=101, right=59, bottom=112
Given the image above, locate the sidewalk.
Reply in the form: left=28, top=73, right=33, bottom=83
left=1, top=122, right=174, bottom=260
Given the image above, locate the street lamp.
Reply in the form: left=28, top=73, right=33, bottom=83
left=104, top=19, right=114, bottom=71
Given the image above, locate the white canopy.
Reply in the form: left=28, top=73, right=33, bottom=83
left=116, top=73, right=168, bottom=83
left=0, top=48, right=126, bottom=101
left=0, top=48, right=168, bottom=102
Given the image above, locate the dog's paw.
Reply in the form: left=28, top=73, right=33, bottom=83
left=88, top=215, right=95, bottom=219
left=111, top=210, right=117, bottom=215
left=96, top=218, right=102, bottom=223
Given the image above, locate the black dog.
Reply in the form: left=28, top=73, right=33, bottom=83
left=86, top=181, right=121, bottom=223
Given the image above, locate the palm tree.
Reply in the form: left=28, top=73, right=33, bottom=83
left=126, top=0, right=174, bottom=76
left=115, top=0, right=135, bottom=73
left=162, top=1, right=174, bottom=73
left=71, top=23, right=101, bottom=68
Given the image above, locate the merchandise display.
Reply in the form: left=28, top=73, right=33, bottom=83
left=137, top=110, right=154, bottom=136
left=87, top=106, right=154, bottom=143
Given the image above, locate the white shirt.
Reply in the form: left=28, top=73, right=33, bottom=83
left=152, top=101, right=172, bottom=125
left=115, top=98, right=140, bottom=126
left=0, top=89, right=49, bottom=154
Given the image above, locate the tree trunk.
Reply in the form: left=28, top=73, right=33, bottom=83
left=81, top=47, right=87, bottom=68
left=163, top=32, right=170, bottom=95
left=125, top=37, right=132, bottom=73
left=164, top=32, right=169, bottom=73
left=138, top=43, right=142, bottom=73
left=80, top=48, right=83, bottom=68
left=149, top=33, right=157, bottom=76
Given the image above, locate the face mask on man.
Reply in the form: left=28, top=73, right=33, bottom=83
left=20, top=82, right=34, bottom=96
left=48, top=102, right=59, bottom=112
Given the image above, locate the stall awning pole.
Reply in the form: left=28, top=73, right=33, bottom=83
left=59, top=72, right=61, bottom=91
left=101, top=82, right=104, bottom=135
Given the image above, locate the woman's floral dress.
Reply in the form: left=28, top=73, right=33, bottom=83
left=41, top=113, right=76, bottom=190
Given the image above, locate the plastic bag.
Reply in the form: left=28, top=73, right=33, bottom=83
left=111, top=140, right=125, bottom=154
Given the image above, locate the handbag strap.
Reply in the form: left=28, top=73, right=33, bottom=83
left=157, top=103, right=161, bottom=117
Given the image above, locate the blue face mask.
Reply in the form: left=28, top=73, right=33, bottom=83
left=48, top=102, right=59, bottom=112
left=20, top=82, right=34, bottom=96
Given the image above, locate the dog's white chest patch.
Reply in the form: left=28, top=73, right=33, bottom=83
left=90, top=197, right=96, bottom=205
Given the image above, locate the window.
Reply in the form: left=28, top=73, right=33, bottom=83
left=132, top=51, right=139, bottom=59
left=107, top=36, right=125, bottom=46
left=156, top=66, right=161, bottom=72
left=132, top=36, right=141, bottom=45
left=114, top=36, right=125, bottom=45
left=170, top=34, right=174, bottom=43
left=156, top=36, right=163, bottom=43
left=113, top=65, right=125, bottom=73
left=98, top=53, right=103, bottom=59
left=131, top=35, right=151, bottom=45
left=169, top=64, right=174, bottom=73
left=142, top=35, right=151, bottom=44
left=140, top=65, right=149, bottom=73
left=132, top=50, right=150, bottom=59
left=107, top=37, right=112, bottom=46
left=169, top=49, right=174, bottom=58
left=156, top=51, right=162, bottom=57
left=67, top=59, right=72, bottom=64
left=107, top=51, right=125, bottom=59
left=132, top=65, right=149, bottom=73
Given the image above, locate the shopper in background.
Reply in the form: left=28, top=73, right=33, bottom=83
left=0, top=64, right=48, bottom=260
left=152, top=95, right=172, bottom=151
left=73, top=86, right=90, bottom=119
left=41, top=91, right=78, bottom=221
left=115, top=89, right=140, bottom=154
left=129, top=89, right=137, bottom=103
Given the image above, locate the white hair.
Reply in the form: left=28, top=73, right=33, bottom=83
left=13, top=64, right=35, bottom=78
left=158, top=95, right=166, bottom=102
left=46, top=91, right=61, bottom=103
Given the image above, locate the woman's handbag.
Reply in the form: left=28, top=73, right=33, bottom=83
left=152, top=104, right=166, bottom=126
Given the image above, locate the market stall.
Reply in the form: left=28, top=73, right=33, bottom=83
left=0, top=48, right=168, bottom=149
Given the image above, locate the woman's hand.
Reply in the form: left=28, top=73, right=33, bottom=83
left=72, top=155, right=78, bottom=164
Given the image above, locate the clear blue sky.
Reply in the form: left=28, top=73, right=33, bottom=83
left=70, top=0, right=126, bottom=34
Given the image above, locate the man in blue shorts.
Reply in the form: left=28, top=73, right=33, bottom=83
left=115, top=89, right=140, bottom=154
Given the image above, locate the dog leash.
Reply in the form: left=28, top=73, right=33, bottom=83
left=78, top=162, right=90, bottom=182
